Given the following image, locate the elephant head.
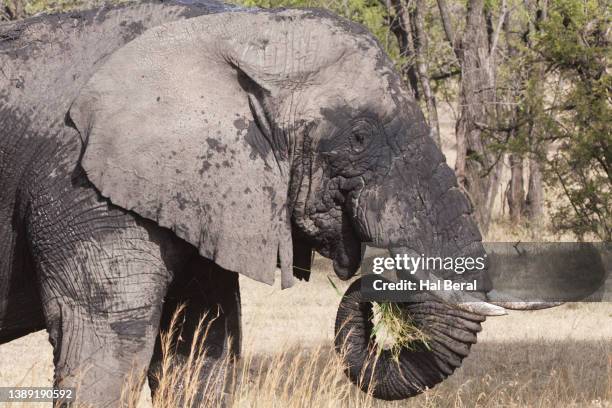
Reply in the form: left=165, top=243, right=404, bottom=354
left=68, top=8, right=523, bottom=400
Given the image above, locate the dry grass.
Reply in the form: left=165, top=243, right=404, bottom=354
left=371, top=302, right=431, bottom=355
left=237, top=340, right=611, bottom=408
left=110, top=307, right=382, bottom=408
left=4, top=339, right=611, bottom=408
left=101, top=307, right=612, bottom=408
left=1, top=279, right=610, bottom=408
left=1, top=260, right=610, bottom=408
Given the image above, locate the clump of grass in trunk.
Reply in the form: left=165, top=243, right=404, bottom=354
left=371, top=302, right=431, bottom=360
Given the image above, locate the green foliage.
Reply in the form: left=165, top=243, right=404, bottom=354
left=532, top=0, right=611, bottom=240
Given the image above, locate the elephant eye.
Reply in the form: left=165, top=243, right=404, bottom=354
left=349, top=120, right=375, bottom=153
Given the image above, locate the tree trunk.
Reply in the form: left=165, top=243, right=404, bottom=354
left=453, top=0, right=504, bottom=233
left=504, top=6, right=526, bottom=223
left=411, top=0, right=441, bottom=147
left=508, top=153, right=525, bottom=221
left=385, top=0, right=420, bottom=99
left=436, top=0, right=457, bottom=55
left=525, top=157, right=543, bottom=222
left=436, top=0, right=508, bottom=233
left=523, top=0, right=547, bottom=224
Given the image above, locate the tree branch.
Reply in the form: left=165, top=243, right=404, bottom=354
left=436, top=0, right=459, bottom=58
left=383, top=0, right=421, bottom=99
left=489, top=0, right=508, bottom=56
left=412, top=0, right=441, bottom=146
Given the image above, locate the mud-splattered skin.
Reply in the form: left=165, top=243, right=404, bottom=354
left=1, top=2, right=241, bottom=405
left=1, top=2, right=494, bottom=404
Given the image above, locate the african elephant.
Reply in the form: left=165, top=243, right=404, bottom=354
left=1, top=0, right=542, bottom=405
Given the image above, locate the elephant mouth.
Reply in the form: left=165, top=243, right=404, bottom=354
left=332, top=257, right=361, bottom=280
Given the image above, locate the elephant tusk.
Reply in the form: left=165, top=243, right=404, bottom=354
left=387, top=247, right=508, bottom=316
left=486, top=289, right=564, bottom=310
left=427, top=289, right=508, bottom=316
left=455, top=301, right=509, bottom=316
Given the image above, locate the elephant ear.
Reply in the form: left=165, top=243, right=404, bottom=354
left=68, top=15, right=304, bottom=288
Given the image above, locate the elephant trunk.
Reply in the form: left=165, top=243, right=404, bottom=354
left=337, top=136, right=506, bottom=399
left=335, top=279, right=485, bottom=400
left=352, top=138, right=505, bottom=314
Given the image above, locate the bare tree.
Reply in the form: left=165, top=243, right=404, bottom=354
left=382, top=0, right=441, bottom=147
left=411, top=0, right=441, bottom=146
left=437, top=0, right=508, bottom=233
left=384, top=0, right=420, bottom=98
left=507, top=153, right=525, bottom=221
left=523, top=0, right=548, bottom=223
left=504, top=6, right=526, bottom=222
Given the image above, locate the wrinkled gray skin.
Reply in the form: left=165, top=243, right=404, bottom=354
left=1, top=1, right=509, bottom=405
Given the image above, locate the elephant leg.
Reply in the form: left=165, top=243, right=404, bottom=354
left=148, top=257, right=241, bottom=406
left=30, top=212, right=183, bottom=407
